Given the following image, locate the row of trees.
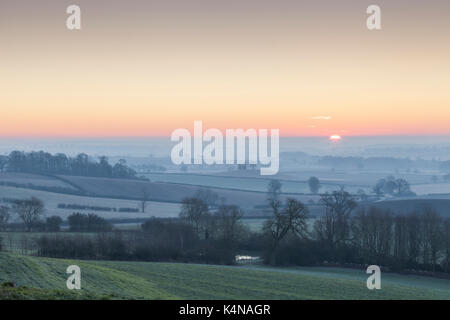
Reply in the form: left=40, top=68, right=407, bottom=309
left=318, top=156, right=437, bottom=171
left=302, top=175, right=413, bottom=197
left=0, top=198, right=46, bottom=232
left=179, top=199, right=246, bottom=246
left=351, top=207, right=449, bottom=271
left=0, top=198, right=111, bottom=233
left=3, top=151, right=137, bottom=179
left=261, top=181, right=450, bottom=273
left=35, top=211, right=246, bottom=264
left=0, top=198, right=65, bottom=232
left=34, top=192, right=248, bottom=263
left=373, top=176, right=415, bottom=197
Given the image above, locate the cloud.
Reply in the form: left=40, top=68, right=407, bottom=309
left=311, top=116, right=332, bottom=120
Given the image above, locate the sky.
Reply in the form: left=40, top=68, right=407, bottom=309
left=0, top=0, right=449, bottom=137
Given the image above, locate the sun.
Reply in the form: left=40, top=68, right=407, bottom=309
left=329, top=134, right=342, bottom=141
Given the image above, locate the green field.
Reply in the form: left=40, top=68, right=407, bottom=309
left=1, top=252, right=449, bottom=300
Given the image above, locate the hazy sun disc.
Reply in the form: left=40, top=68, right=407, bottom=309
left=329, top=134, right=342, bottom=141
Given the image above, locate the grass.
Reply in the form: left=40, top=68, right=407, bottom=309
left=0, top=252, right=174, bottom=299
left=0, top=282, right=107, bottom=300
left=1, top=252, right=449, bottom=300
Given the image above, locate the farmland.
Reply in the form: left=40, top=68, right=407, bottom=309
left=53, top=175, right=319, bottom=208
left=366, top=198, right=450, bottom=218
left=0, top=172, right=76, bottom=190
left=1, top=252, right=449, bottom=300
left=145, top=172, right=367, bottom=193
left=0, top=185, right=180, bottom=219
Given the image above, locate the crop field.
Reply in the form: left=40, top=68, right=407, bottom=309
left=0, top=173, right=321, bottom=213
left=0, top=172, right=76, bottom=190
left=145, top=173, right=369, bottom=194
left=215, top=169, right=437, bottom=186
left=367, top=199, right=450, bottom=218
left=411, top=183, right=450, bottom=196
left=57, top=175, right=318, bottom=208
left=279, top=170, right=437, bottom=186
left=0, top=252, right=174, bottom=300
left=0, top=252, right=449, bottom=300
left=0, top=185, right=180, bottom=219
left=0, top=284, right=105, bottom=300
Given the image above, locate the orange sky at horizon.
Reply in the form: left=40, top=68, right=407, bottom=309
left=1, top=0, right=449, bottom=138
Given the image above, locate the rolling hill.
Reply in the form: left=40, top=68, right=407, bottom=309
left=1, top=252, right=449, bottom=300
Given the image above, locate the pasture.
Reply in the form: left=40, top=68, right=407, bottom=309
left=0, top=252, right=449, bottom=300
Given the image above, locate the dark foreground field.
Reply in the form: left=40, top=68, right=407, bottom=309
left=0, top=252, right=449, bottom=300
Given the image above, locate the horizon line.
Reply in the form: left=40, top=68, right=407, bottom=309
left=1, top=133, right=450, bottom=139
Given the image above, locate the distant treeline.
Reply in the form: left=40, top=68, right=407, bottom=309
left=0, top=151, right=137, bottom=179
left=58, top=203, right=139, bottom=213
left=318, top=156, right=443, bottom=172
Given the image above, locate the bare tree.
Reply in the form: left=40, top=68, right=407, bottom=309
left=351, top=207, right=394, bottom=263
left=314, top=189, right=357, bottom=247
left=214, top=205, right=245, bottom=243
left=267, top=179, right=282, bottom=214
left=421, top=207, right=442, bottom=271
left=13, top=197, right=44, bottom=232
left=405, top=212, right=422, bottom=264
left=179, top=197, right=210, bottom=238
left=443, top=218, right=450, bottom=273
left=264, top=198, right=309, bottom=265
left=393, top=214, right=408, bottom=263
left=194, top=188, right=219, bottom=209
left=0, top=206, right=10, bottom=231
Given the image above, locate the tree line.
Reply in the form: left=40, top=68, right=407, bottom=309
left=34, top=205, right=247, bottom=264
left=0, top=199, right=112, bottom=233
left=0, top=151, right=137, bottom=179
left=260, top=181, right=450, bottom=274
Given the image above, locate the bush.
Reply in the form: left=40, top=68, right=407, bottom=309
left=67, top=213, right=112, bottom=232
left=46, top=216, right=63, bottom=232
